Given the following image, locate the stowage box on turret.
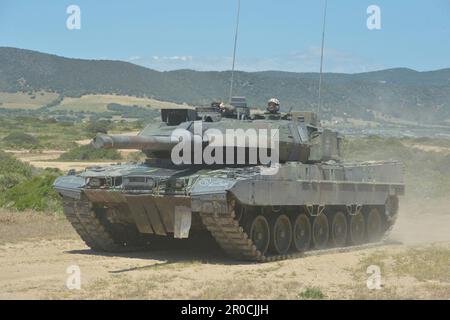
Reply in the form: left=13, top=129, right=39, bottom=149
left=54, top=102, right=404, bottom=262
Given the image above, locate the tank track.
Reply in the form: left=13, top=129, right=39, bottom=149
left=200, top=210, right=268, bottom=262
left=62, top=197, right=147, bottom=252
left=199, top=199, right=399, bottom=262
left=62, top=195, right=399, bottom=261
left=62, top=196, right=216, bottom=253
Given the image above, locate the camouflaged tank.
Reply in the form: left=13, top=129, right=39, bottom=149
left=54, top=104, right=404, bottom=262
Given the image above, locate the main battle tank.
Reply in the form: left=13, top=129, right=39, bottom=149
left=54, top=104, right=404, bottom=262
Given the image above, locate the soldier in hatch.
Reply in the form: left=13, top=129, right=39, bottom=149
left=219, top=102, right=236, bottom=117
left=267, top=98, right=280, bottom=114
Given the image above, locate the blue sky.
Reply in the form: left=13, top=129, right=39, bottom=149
left=1, top=0, right=449, bottom=73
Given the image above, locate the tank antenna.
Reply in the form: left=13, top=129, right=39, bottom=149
left=229, top=0, right=241, bottom=104
left=317, top=0, right=328, bottom=116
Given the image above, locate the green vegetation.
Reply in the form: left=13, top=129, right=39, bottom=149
left=107, top=103, right=160, bottom=121
left=297, top=287, right=326, bottom=300
left=0, top=116, right=143, bottom=210
left=0, top=91, right=59, bottom=109
left=86, top=120, right=111, bottom=135
left=0, top=116, right=145, bottom=151
left=0, top=169, right=61, bottom=212
left=2, top=132, right=39, bottom=149
left=53, top=94, right=183, bottom=113
left=58, top=145, right=122, bottom=161
left=0, top=116, right=84, bottom=150
left=0, top=151, right=61, bottom=212
left=42, top=94, right=64, bottom=109
left=0, top=150, right=33, bottom=192
left=1, top=47, right=450, bottom=123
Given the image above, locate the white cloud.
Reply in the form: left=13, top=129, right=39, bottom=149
left=151, top=55, right=193, bottom=61
left=127, top=56, right=141, bottom=61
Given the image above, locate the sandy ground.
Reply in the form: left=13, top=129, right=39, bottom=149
left=409, top=144, right=450, bottom=154
left=5, top=149, right=138, bottom=171
left=0, top=199, right=449, bottom=300
left=2, top=143, right=449, bottom=299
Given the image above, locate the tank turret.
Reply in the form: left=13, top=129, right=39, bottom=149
left=91, top=109, right=340, bottom=164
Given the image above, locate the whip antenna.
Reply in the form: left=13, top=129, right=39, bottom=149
left=229, top=0, right=241, bottom=104
left=317, top=0, right=328, bottom=115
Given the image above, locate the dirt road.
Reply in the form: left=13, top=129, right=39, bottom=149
left=0, top=200, right=449, bottom=300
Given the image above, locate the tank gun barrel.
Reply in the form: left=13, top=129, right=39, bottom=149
left=91, top=134, right=176, bottom=151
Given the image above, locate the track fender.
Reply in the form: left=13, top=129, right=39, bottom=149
left=53, top=176, right=85, bottom=200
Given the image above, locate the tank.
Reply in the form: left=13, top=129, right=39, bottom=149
left=54, top=104, right=404, bottom=262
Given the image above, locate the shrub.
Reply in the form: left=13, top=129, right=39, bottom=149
left=58, top=145, right=122, bottom=161
left=0, top=150, right=33, bottom=191
left=0, top=173, right=27, bottom=192
left=297, top=287, right=326, bottom=300
left=0, top=170, right=61, bottom=212
left=86, top=121, right=111, bottom=135
left=2, top=132, right=39, bottom=149
left=0, top=150, right=33, bottom=176
left=43, top=95, right=64, bottom=109
left=0, top=151, right=62, bottom=212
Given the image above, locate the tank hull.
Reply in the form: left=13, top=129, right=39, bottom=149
left=54, top=160, right=404, bottom=261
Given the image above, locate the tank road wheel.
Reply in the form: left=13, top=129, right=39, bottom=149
left=292, top=213, right=311, bottom=252
left=249, top=215, right=270, bottom=255
left=330, top=211, right=348, bottom=247
left=312, top=213, right=329, bottom=250
left=270, top=215, right=293, bottom=255
left=349, top=213, right=366, bottom=245
left=366, top=208, right=383, bottom=242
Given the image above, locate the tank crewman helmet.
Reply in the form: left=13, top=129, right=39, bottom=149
left=219, top=103, right=235, bottom=114
left=267, top=98, right=280, bottom=114
left=211, top=101, right=222, bottom=110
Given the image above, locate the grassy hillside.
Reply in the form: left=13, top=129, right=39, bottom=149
left=0, top=91, right=59, bottom=109
left=56, top=94, right=187, bottom=112
left=1, top=47, right=450, bottom=123
left=0, top=116, right=144, bottom=150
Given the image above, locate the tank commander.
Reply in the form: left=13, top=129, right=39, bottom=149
left=219, top=103, right=236, bottom=117
left=211, top=101, right=223, bottom=111
left=267, top=98, right=280, bottom=114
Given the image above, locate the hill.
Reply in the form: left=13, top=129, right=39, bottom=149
left=1, top=47, right=450, bottom=123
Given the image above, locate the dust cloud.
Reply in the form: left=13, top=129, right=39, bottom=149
left=390, top=197, right=450, bottom=245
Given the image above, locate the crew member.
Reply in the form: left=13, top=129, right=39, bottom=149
left=267, top=98, right=280, bottom=114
